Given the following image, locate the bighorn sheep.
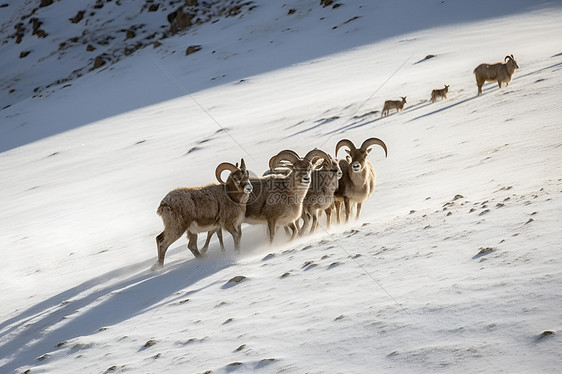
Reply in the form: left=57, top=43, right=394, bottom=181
left=334, top=138, right=388, bottom=222
left=296, top=153, right=342, bottom=234
left=430, top=85, right=449, bottom=103
left=381, top=97, right=407, bottom=117
left=474, top=54, right=519, bottom=95
left=153, top=159, right=252, bottom=269
left=245, top=149, right=330, bottom=243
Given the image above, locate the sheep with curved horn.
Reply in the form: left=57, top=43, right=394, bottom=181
left=153, top=159, right=252, bottom=269
left=334, top=138, right=388, bottom=222
left=245, top=148, right=330, bottom=243
left=474, top=54, right=519, bottom=95
left=296, top=152, right=342, bottom=235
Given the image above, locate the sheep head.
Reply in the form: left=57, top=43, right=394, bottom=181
left=336, top=138, right=388, bottom=173
left=505, top=54, right=519, bottom=69
left=216, top=159, right=253, bottom=195
left=314, top=153, right=342, bottom=179
left=271, top=149, right=330, bottom=186
left=401, top=96, right=407, bottom=103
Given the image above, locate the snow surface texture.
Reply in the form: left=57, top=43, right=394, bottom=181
left=1, top=0, right=561, bottom=373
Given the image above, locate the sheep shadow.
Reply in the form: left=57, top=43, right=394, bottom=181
left=407, top=96, right=480, bottom=122
left=285, top=116, right=341, bottom=139
left=0, top=250, right=235, bottom=373
left=324, top=101, right=430, bottom=135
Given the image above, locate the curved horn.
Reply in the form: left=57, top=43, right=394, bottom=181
left=504, top=55, right=511, bottom=62
left=360, top=137, right=388, bottom=158
left=335, top=139, right=356, bottom=156
left=215, top=162, right=238, bottom=184
left=304, top=148, right=331, bottom=163
left=271, top=150, right=301, bottom=169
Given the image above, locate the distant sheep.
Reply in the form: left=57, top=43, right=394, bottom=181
left=430, top=85, right=449, bottom=103
left=153, top=160, right=252, bottom=269
left=381, top=97, right=407, bottom=117
left=474, top=54, right=519, bottom=95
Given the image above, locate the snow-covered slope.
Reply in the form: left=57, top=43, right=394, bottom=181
left=1, top=0, right=561, bottom=373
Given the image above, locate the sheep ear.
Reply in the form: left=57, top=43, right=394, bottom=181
left=240, top=158, right=246, bottom=170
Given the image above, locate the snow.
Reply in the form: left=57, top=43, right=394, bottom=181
left=1, top=0, right=562, bottom=373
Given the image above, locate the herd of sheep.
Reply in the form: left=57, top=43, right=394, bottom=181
left=381, top=54, right=519, bottom=115
left=152, top=54, right=519, bottom=269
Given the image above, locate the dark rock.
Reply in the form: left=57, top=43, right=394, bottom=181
left=148, top=3, right=159, bottom=12
left=86, top=44, right=96, bottom=51
left=144, top=339, right=157, bottom=348
left=19, top=50, right=31, bottom=58
left=126, top=29, right=135, bottom=39
left=226, top=5, right=242, bottom=16
left=288, top=9, right=296, bottom=14
left=40, top=0, right=53, bottom=7
left=69, top=10, right=85, bottom=24
left=93, top=56, right=106, bottom=69
left=35, top=29, right=48, bottom=38
left=30, top=18, right=42, bottom=34
left=185, top=44, right=202, bottom=55
left=176, top=8, right=194, bottom=29
left=538, top=330, right=554, bottom=339
left=227, top=275, right=246, bottom=283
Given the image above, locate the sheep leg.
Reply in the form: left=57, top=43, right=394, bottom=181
left=299, top=212, right=311, bottom=236
left=343, top=197, right=351, bottom=223
left=324, top=207, right=332, bottom=229
left=310, top=213, right=319, bottom=233
left=287, top=222, right=298, bottom=240
left=201, top=230, right=214, bottom=254
left=335, top=201, right=342, bottom=224
left=356, top=203, right=362, bottom=220
left=186, top=231, right=202, bottom=258
left=224, top=224, right=241, bottom=251
left=497, top=81, right=502, bottom=88
left=217, top=228, right=225, bottom=252
left=155, top=229, right=184, bottom=268
left=476, top=78, right=484, bottom=95
left=267, top=220, right=277, bottom=243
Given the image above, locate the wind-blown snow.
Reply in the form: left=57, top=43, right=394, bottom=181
left=1, top=0, right=561, bottom=373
